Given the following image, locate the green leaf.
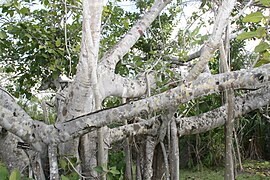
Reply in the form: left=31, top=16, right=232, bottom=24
left=41, top=53, right=49, bottom=58
left=60, top=175, right=69, bottom=180
left=9, top=169, right=20, bottom=180
left=93, top=166, right=104, bottom=173
left=59, top=159, right=67, bottom=170
left=20, top=7, right=29, bottom=15
left=255, top=27, right=266, bottom=38
left=0, top=31, right=7, bottom=39
left=255, top=51, right=270, bottom=67
left=25, top=33, right=32, bottom=39
left=255, top=58, right=270, bottom=67
left=52, top=71, right=59, bottom=79
left=6, top=26, right=13, bottom=31
left=56, top=39, right=61, bottom=47
left=237, top=31, right=257, bottom=40
left=75, top=44, right=80, bottom=52
left=48, top=49, right=55, bottom=54
left=191, top=26, right=200, bottom=37
left=0, top=164, right=9, bottom=180
left=123, top=19, right=129, bottom=29
left=254, top=42, right=269, bottom=53
left=39, top=45, right=45, bottom=49
left=260, top=0, right=270, bottom=6
left=44, top=0, right=49, bottom=6
left=262, top=51, right=270, bottom=60
left=109, top=167, right=120, bottom=175
left=243, top=12, right=264, bottom=23
left=67, top=172, right=79, bottom=180
left=107, top=173, right=113, bottom=180
left=103, top=6, right=110, bottom=13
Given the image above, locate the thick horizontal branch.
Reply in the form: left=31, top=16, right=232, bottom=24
left=109, top=117, right=159, bottom=142
left=177, top=86, right=270, bottom=136
left=55, top=64, right=270, bottom=143
left=98, top=0, right=171, bottom=71
left=110, top=86, right=270, bottom=142
left=1, top=64, right=270, bottom=145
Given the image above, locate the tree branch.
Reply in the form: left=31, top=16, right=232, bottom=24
left=56, top=64, right=270, bottom=142
left=109, top=86, right=270, bottom=142
left=177, top=86, right=270, bottom=136
left=1, top=64, right=270, bottom=145
left=98, top=69, right=150, bottom=98
left=164, top=31, right=243, bottom=65
left=98, top=0, right=171, bottom=72
left=110, top=117, right=159, bottom=142
left=186, top=0, right=237, bottom=81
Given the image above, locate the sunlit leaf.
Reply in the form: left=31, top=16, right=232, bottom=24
left=254, top=42, right=269, bottom=53
left=255, top=51, right=270, bottom=67
left=60, top=175, right=69, bottom=180
left=0, top=31, right=7, bottom=39
left=20, top=7, right=29, bottom=15
left=56, top=39, right=61, bottom=47
left=255, top=27, right=266, bottom=38
left=39, top=45, right=45, bottom=49
left=191, top=26, right=200, bottom=37
left=25, top=33, right=32, bottom=39
left=109, top=167, right=120, bottom=175
left=255, top=58, right=270, bottom=67
left=48, top=49, right=55, bottom=54
left=237, top=31, right=257, bottom=40
left=123, top=19, right=129, bottom=29
left=9, top=169, right=20, bottom=180
left=243, top=12, right=264, bottom=23
left=259, top=0, right=270, bottom=6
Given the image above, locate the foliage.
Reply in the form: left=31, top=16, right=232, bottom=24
left=58, top=157, right=79, bottom=180
left=238, top=110, right=270, bottom=160
left=0, top=163, right=33, bottom=180
left=236, top=1, right=270, bottom=67
left=94, top=165, right=122, bottom=180
left=0, top=163, right=8, bottom=180
left=9, top=169, right=21, bottom=180
left=0, top=0, right=82, bottom=98
left=106, top=149, right=125, bottom=179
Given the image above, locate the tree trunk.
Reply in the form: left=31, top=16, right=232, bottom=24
left=0, top=132, right=28, bottom=172
left=152, top=143, right=166, bottom=179
left=170, top=120, right=179, bottom=180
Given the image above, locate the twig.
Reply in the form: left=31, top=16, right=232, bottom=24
left=262, top=114, right=270, bottom=123
left=231, top=0, right=253, bottom=21
left=160, top=142, right=170, bottom=180
left=64, top=0, right=72, bottom=77
left=64, top=156, right=93, bottom=179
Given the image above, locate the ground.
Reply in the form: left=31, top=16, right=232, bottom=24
left=180, top=160, right=270, bottom=180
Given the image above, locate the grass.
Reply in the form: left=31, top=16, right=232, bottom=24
left=180, top=160, right=270, bottom=180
